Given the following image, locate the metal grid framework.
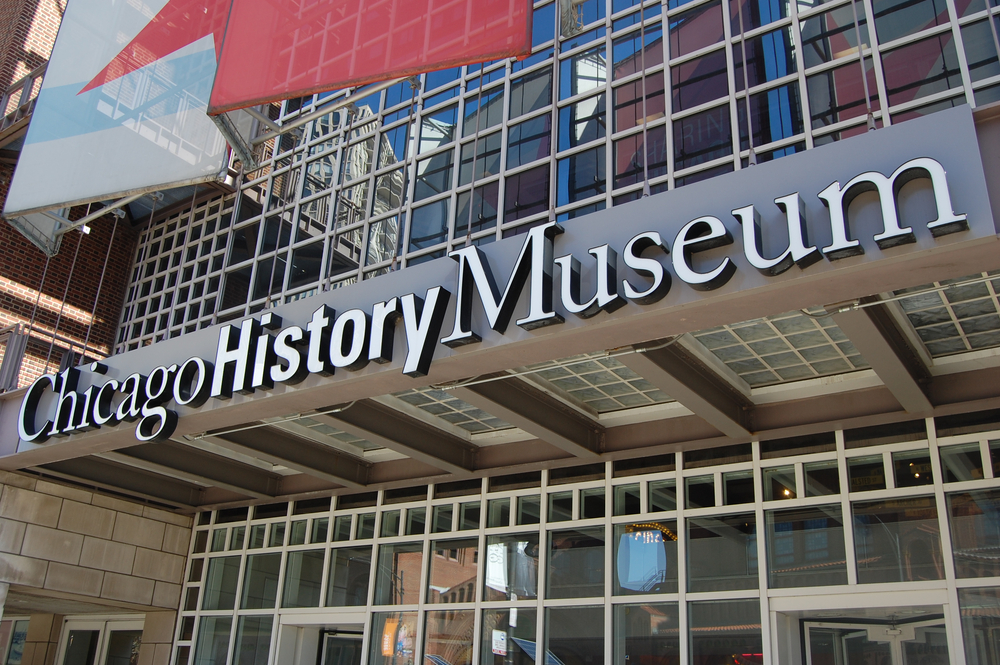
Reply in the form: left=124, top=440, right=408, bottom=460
left=392, top=389, right=514, bottom=433
left=520, top=351, right=672, bottom=412
left=691, top=309, right=868, bottom=386
left=115, top=0, right=1000, bottom=352
left=172, top=420, right=1000, bottom=665
left=895, top=271, right=1000, bottom=358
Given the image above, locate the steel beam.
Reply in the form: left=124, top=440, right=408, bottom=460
left=619, top=341, right=753, bottom=438
left=106, top=441, right=281, bottom=499
left=209, top=426, right=370, bottom=489
left=832, top=301, right=933, bottom=413
left=37, top=457, right=203, bottom=507
left=316, top=400, right=477, bottom=475
left=452, top=378, right=603, bottom=458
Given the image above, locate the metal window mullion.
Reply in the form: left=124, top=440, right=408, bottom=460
left=537, top=467, right=550, bottom=661
left=753, top=441, right=774, bottom=665
left=604, top=460, right=613, bottom=665
left=862, top=0, right=893, bottom=125
left=676, top=449, right=689, bottom=664
left=837, top=429, right=860, bottom=586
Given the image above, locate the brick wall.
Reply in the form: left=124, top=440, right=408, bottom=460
left=0, top=164, right=138, bottom=388
left=0, top=0, right=60, bottom=91
left=0, top=470, right=192, bottom=609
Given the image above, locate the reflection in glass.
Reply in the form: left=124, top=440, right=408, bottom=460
left=374, top=543, right=424, bottom=605
left=766, top=506, right=847, bottom=587
left=282, top=549, right=324, bottom=608
left=464, top=88, right=505, bottom=137
left=805, top=461, right=841, bottom=496
left=560, top=47, right=608, bottom=100
left=559, top=94, right=606, bottom=151
left=414, top=152, right=455, bottom=202
left=612, top=25, right=664, bottom=80
left=368, top=612, right=418, bottom=665
left=484, top=533, right=540, bottom=601
left=547, top=606, right=604, bottom=665
left=488, top=498, right=511, bottom=528
left=853, top=496, right=944, bottom=583
left=763, top=466, right=796, bottom=500
left=941, top=443, right=984, bottom=483
left=510, top=68, right=552, bottom=120
left=962, top=18, right=1000, bottom=82
left=673, top=105, right=732, bottom=170
left=481, top=608, right=537, bottom=665
left=690, top=600, right=763, bottom=664
left=669, top=2, right=725, bottom=57
left=557, top=146, right=606, bottom=206
left=241, top=553, right=280, bottom=609
left=613, top=127, right=668, bottom=189
left=419, top=105, right=458, bottom=153
left=193, top=617, right=232, bottom=665
left=613, top=603, right=680, bottom=665
left=894, top=450, right=934, bottom=487
left=800, top=2, right=869, bottom=69
left=549, top=491, right=573, bottom=522
left=960, top=587, right=1000, bottom=665
left=425, top=611, right=474, bottom=665
left=327, top=546, right=372, bottom=606
left=615, top=484, right=641, bottom=515
left=848, top=455, right=886, bottom=491
left=808, top=626, right=891, bottom=664
left=202, top=556, right=240, bottom=610
left=406, top=508, right=426, bottom=536
left=508, top=114, right=552, bottom=169
left=505, top=165, right=550, bottom=222
left=688, top=513, right=758, bottom=591
left=739, top=83, right=804, bottom=149
left=724, top=470, right=755, bottom=505
left=686, top=475, right=715, bottom=508
left=882, top=33, right=963, bottom=106
left=649, top=479, right=677, bottom=512
left=807, top=58, right=880, bottom=129
left=614, top=521, right=678, bottom=594
left=428, top=538, right=479, bottom=604
left=548, top=527, right=606, bottom=598
left=233, top=616, right=272, bottom=665
left=582, top=488, right=606, bottom=519
left=613, top=76, right=666, bottom=132
left=872, top=0, right=949, bottom=43
left=433, top=505, right=454, bottom=533
left=456, top=185, right=499, bottom=239
left=949, top=490, right=1000, bottom=577
left=459, top=134, right=502, bottom=185
left=408, top=200, right=449, bottom=252
left=672, top=50, right=729, bottom=112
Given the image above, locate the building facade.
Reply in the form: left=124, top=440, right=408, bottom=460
left=3, top=0, right=1000, bottom=665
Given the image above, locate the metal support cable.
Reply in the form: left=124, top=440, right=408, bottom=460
left=465, top=65, right=488, bottom=246
left=389, top=79, right=420, bottom=271
left=849, top=0, right=877, bottom=131
left=43, top=224, right=84, bottom=374
left=80, top=210, right=122, bottom=363
left=639, top=2, right=651, bottom=195
left=736, top=0, right=757, bottom=165
left=325, top=105, right=358, bottom=291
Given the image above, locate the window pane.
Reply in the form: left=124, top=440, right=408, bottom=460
left=282, top=549, right=325, bottom=608
left=649, top=479, right=677, bottom=512
left=672, top=49, right=729, bottom=112
left=853, top=496, right=944, bottom=583
left=872, top=0, right=949, bottom=43
left=327, top=546, right=372, bottom=606
left=488, top=498, right=510, bottom=527
left=560, top=46, right=608, bottom=100
left=800, top=1, right=870, bottom=69
left=731, top=0, right=789, bottom=31
left=459, top=133, right=502, bottom=185
left=546, top=606, right=604, bottom=665
left=419, top=104, right=458, bottom=153
left=686, top=475, right=715, bottom=508
left=241, top=553, right=280, bottom=609
left=673, top=104, right=732, bottom=170
left=807, top=58, right=879, bottom=129
left=337, top=181, right=369, bottom=228
left=766, top=505, right=847, bottom=588
left=548, top=527, right=605, bottom=598
left=805, top=461, right=841, bottom=496
left=482, top=608, right=537, bottom=665
left=510, top=68, right=553, bottom=119
left=669, top=1, right=725, bottom=58
left=557, top=145, right=606, bottom=206
left=612, top=24, right=665, bottom=79
left=425, top=610, right=474, bottom=665
left=428, top=538, right=479, bottom=603
left=962, top=18, right=1000, bottom=82
left=614, top=603, right=680, bottom=665
left=202, top=556, right=240, bottom=610
left=689, top=600, right=762, bottom=664
left=233, top=616, right=272, bottom=665
left=484, top=533, right=540, bottom=601
left=408, top=200, right=450, bottom=252
left=414, top=151, right=454, bottom=202
left=894, top=450, right=935, bottom=487
left=505, top=165, right=550, bottom=222
left=763, top=466, right=797, bottom=500
left=615, top=484, right=641, bottom=516
left=739, top=82, right=804, bottom=148
left=882, top=33, right=963, bottom=107
left=688, top=513, right=758, bottom=591
left=433, top=505, right=453, bottom=533
left=368, top=611, right=418, bottom=665
left=613, top=75, right=666, bottom=132
left=193, top=616, right=232, bottom=665
left=374, top=543, right=423, bottom=605
left=734, top=27, right=796, bottom=91
left=614, top=521, right=679, bottom=594
left=848, top=455, right=886, bottom=491
left=949, top=490, right=1000, bottom=578
left=724, top=470, right=755, bottom=505
left=508, top=114, right=552, bottom=169
left=959, top=587, right=1000, bottom=665
left=559, top=94, right=606, bottom=151
left=549, top=491, right=573, bottom=522
left=941, top=443, right=985, bottom=483
left=456, top=184, right=500, bottom=238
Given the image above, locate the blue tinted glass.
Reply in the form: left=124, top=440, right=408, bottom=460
left=673, top=104, right=732, bottom=170
left=380, top=124, right=411, bottom=164
left=409, top=200, right=450, bottom=251
left=734, top=27, right=796, bottom=91
left=739, top=83, right=804, bottom=149
left=556, top=201, right=606, bottom=221
left=560, top=46, right=608, bottom=99
left=384, top=81, right=411, bottom=109
left=731, top=0, right=789, bottom=32
left=425, top=68, right=461, bottom=92
left=562, top=26, right=607, bottom=51
left=613, top=0, right=642, bottom=13
left=513, top=48, right=555, bottom=72
left=613, top=6, right=662, bottom=30
left=559, top=94, right=606, bottom=151
left=534, top=3, right=556, bottom=45
left=424, top=88, right=459, bottom=110
left=508, top=114, right=552, bottom=169
left=557, top=145, right=606, bottom=206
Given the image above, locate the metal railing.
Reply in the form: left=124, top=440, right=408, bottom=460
left=1, top=63, right=46, bottom=133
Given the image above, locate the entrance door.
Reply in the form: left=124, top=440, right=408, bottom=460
left=805, top=619, right=950, bottom=665
left=56, top=619, right=144, bottom=665
left=320, top=635, right=363, bottom=665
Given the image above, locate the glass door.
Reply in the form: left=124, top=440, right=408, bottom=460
left=805, top=619, right=950, bottom=665
left=55, top=619, right=144, bottom=665
left=321, top=635, right=364, bottom=665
